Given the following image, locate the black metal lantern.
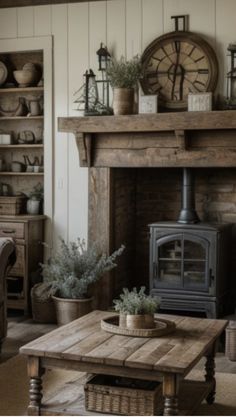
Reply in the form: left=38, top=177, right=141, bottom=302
left=96, top=43, right=111, bottom=71
left=226, top=43, right=236, bottom=109
left=95, top=43, right=112, bottom=114
left=84, top=69, right=98, bottom=114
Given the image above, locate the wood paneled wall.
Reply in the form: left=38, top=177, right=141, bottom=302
left=0, top=0, right=234, bottom=245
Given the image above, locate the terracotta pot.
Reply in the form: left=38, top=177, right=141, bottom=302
left=113, top=88, right=134, bottom=115
left=52, top=295, right=93, bottom=326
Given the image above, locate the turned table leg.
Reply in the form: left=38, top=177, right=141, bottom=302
left=27, top=356, right=44, bottom=416
left=205, top=342, right=216, bottom=405
left=163, top=373, right=179, bottom=416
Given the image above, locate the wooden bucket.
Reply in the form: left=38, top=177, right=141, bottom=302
left=113, top=88, right=134, bottom=115
left=52, top=296, right=93, bottom=326
left=126, top=314, right=146, bottom=329
left=126, top=314, right=155, bottom=329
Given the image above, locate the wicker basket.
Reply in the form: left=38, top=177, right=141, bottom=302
left=31, top=283, right=57, bottom=324
left=226, top=321, right=236, bottom=361
left=84, top=374, right=163, bottom=415
left=0, top=196, right=26, bottom=215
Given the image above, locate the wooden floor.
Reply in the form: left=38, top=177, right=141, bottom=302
left=1, top=311, right=236, bottom=374
left=1, top=313, right=56, bottom=363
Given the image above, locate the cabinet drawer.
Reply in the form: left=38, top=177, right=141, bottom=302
left=9, top=244, right=25, bottom=277
left=0, top=222, right=25, bottom=239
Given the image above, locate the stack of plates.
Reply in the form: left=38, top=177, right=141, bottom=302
left=0, top=61, right=8, bottom=86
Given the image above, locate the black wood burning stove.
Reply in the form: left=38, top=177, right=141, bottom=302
left=149, top=169, right=232, bottom=318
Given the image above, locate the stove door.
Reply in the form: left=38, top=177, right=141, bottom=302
left=152, top=232, right=209, bottom=292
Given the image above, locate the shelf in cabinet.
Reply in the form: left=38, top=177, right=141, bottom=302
left=0, top=116, right=43, bottom=120
left=0, top=172, right=44, bottom=176
left=0, top=86, right=44, bottom=94
left=0, top=144, right=43, bottom=149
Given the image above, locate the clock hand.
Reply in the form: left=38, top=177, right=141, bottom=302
left=171, top=64, right=185, bottom=100
left=170, top=47, right=182, bottom=99
left=184, top=68, right=209, bottom=74
left=179, top=65, right=185, bottom=100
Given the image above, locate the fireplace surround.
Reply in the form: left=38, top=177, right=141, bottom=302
left=59, top=111, right=236, bottom=312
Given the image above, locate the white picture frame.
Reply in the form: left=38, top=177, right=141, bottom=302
left=188, top=92, right=212, bottom=111
left=139, top=94, right=158, bottom=114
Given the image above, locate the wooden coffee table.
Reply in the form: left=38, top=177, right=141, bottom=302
left=20, top=310, right=227, bottom=416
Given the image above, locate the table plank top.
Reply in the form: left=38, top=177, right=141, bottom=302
left=20, top=310, right=227, bottom=375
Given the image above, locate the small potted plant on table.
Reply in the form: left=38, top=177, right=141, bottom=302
left=41, top=238, right=125, bottom=326
left=106, top=55, right=142, bottom=115
left=113, top=287, right=160, bottom=330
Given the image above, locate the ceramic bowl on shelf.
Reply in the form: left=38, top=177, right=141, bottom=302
left=13, top=69, right=38, bottom=87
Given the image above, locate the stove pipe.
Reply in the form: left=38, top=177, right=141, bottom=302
left=178, top=168, right=200, bottom=224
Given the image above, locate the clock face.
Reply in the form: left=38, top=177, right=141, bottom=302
left=141, top=31, right=218, bottom=110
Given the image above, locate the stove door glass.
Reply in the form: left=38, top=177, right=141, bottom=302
left=154, top=232, right=209, bottom=292
left=157, top=235, right=183, bottom=288
left=183, top=235, right=208, bottom=290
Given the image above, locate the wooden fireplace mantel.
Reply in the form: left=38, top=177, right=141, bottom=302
left=58, top=110, right=236, bottom=168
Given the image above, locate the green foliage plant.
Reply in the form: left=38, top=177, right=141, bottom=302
left=28, top=183, right=44, bottom=201
left=106, top=55, right=143, bottom=89
left=113, top=286, right=160, bottom=315
left=41, top=238, right=125, bottom=299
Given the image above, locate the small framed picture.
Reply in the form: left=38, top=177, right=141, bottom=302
left=188, top=92, right=212, bottom=111
left=139, top=94, right=158, bottom=114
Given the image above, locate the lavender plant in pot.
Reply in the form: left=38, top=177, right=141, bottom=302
left=113, top=287, right=160, bottom=330
left=106, top=55, right=142, bottom=115
left=41, top=238, right=125, bottom=326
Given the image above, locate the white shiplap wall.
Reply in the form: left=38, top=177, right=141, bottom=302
left=0, top=0, right=234, bottom=246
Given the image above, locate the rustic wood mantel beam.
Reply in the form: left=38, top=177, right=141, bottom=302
left=58, top=111, right=236, bottom=134
left=58, top=111, right=236, bottom=168
left=75, top=133, right=92, bottom=167
left=175, top=129, right=188, bottom=150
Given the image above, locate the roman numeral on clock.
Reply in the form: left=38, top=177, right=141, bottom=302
left=198, top=69, right=209, bottom=74
left=195, top=55, right=205, bottom=63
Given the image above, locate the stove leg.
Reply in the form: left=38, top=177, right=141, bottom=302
left=205, top=342, right=216, bottom=405
left=163, top=373, right=179, bottom=415
left=206, top=303, right=218, bottom=319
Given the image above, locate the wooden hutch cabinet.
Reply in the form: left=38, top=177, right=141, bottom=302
left=0, top=39, right=51, bottom=315
left=0, top=215, right=46, bottom=314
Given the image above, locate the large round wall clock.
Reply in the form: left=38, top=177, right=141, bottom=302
left=140, top=31, right=218, bottom=110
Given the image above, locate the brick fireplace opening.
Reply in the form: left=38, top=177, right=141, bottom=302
left=110, top=167, right=235, bottom=316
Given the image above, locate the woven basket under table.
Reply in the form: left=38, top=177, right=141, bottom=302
left=226, top=321, right=236, bottom=361
left=84, top=374, right=163, bottom=415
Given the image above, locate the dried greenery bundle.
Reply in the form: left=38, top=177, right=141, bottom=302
left=106, top=55, right=143, bottom=89
left=41, top=238, right=125, bottom=299
left=113, top=286, right=160, bottom=315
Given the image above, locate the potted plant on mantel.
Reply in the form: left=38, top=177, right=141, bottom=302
left=41, top=238, right=125, bottom=326
left=113, top=287, right=160, bottom=330
left=106, top=55, right=143, bottom=115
